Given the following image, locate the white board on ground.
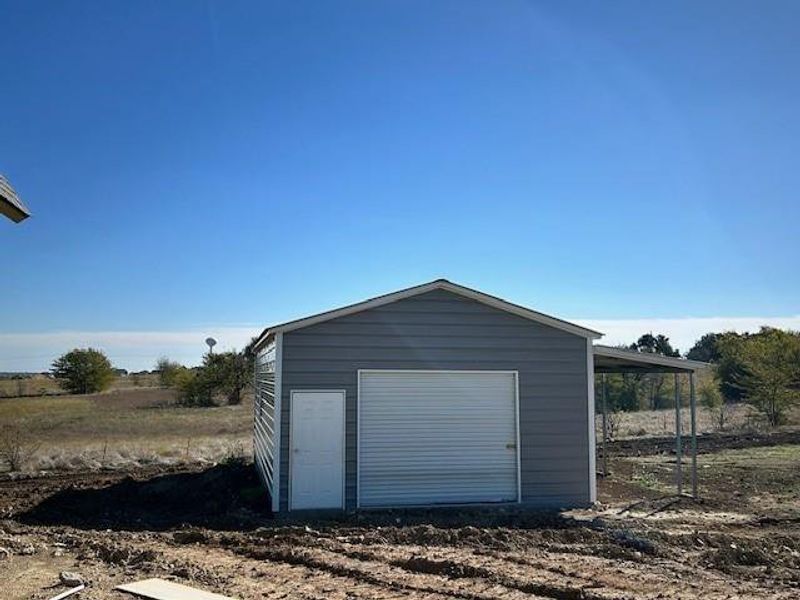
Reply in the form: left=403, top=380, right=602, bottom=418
left=115, top=578, right=235, bottom=600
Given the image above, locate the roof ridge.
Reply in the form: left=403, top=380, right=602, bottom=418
left=253, top=280, right=603, bottom=350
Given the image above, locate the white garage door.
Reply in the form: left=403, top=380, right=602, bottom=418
left=358, top=370, right=519, bottom=507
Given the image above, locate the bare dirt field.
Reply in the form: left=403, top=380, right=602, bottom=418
left=3, top=433, right=800, bottom=599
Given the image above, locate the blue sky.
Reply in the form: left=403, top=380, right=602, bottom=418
left=2, top=1, right=799, bottom=370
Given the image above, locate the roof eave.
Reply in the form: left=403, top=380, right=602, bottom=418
left=0, top=199, right=30, bottom=223
left=593, top=345, right=710, bottom=372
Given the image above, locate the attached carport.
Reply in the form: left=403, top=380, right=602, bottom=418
left=593, top=345, right=709, bottom=499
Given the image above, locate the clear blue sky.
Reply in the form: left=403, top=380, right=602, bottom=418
left=2, top=1, right=799, bottom=370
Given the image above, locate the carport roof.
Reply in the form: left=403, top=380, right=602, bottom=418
left=0, top=175, right=30, bottom=223
left=593, top=345, right=708, bottom=373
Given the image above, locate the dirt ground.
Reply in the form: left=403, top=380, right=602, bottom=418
left=3, top=432, right=800, bottom=600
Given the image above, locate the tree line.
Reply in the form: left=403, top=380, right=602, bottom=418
left=155, top=348, right=253, bottom=406
left=47, top=327, right=800, bottom=425
left=602, top=327, right=800, bottom=428
left=49, top=342, right=256, bottom=407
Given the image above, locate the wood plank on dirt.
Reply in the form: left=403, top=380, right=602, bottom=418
left=115, top=578, right=235, bottom=600
left=48, top=585, right=85, bottom=600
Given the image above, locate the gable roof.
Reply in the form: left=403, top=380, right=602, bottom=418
left=253, top=279, right=603, bottom=350
left=0, top=175, right=31, bottom=223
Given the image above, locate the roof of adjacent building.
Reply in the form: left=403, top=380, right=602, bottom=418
left=254, top=279, right=605, bottom=350
left=0, top=175, right=31, bottom=223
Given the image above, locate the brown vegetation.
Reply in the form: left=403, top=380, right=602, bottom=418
left=0, top=386, right=252, bottom=473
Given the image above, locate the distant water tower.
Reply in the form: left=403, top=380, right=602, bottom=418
left=205, top=337, right=217, bottom=354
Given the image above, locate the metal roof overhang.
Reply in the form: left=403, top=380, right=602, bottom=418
left=0, top=176, right=31, bottom=223
left=593, top=345, right=709, bottom=373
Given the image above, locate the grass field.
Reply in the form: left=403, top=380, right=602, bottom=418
left=0, top=373, right=161, bottom=398
left=0, top=387, right=252, bottom=472
left=609, top=402, right=763, bottom=439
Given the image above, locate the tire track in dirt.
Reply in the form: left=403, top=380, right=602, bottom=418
left=309, top=540, right=636, bottom=600
left=69, top=532, right=377, bottom=600
left=152, top=534, right=495, bottom=600
left=258, top=531, right=794, bottom=600
left=217, top=531, right=641, bottom=600
left=343, top=544, right=634, bottom=598
left=237, top=543, right=530, bottom=600
left=61, top=526, right=800, bottom=600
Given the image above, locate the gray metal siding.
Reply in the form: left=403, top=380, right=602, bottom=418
left=254, top=340, right=277, bottom=503
left=279, top=288, right=590, bottom=512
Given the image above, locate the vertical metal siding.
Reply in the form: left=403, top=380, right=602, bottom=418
left=279, top=289, right=590, bottom=512
left=253, top=340, right=276, bottom=503
left=359, top=371, right=518, bottom=507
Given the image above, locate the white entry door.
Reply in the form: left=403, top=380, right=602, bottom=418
left=290, top=390, right=345, bottom=510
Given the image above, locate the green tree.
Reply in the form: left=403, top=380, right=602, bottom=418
left=203, top=350, right=252, bottom=405
left=51, top=348, right=115, bottom=394
left=626, top=333, right=680, bottom=410
left=699, top=379, right=726, bottom=430
left=630, top=333, right=680, bottom=357
left=604, top=372, right=642, bottom=412
left=155, top=357, right=186, bottom=388
left=716, top=331, right=757, bottom=403
left=173, top=349, right=253, bottom=407
left=687, top=333, right=723, bottom=363
left=175, top=368, right=215, bottom=407
left=731, top=328, right=800, bottom=426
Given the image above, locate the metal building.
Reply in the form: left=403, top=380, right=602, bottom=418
left=253, top=279, right=706, bottom=513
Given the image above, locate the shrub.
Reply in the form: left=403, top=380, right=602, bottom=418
left=0, top=425, right=41, bottom=472
left=726, top=328, right=800, bottom=426
left=222, top=439, right=247, bottom=466
left=155, top=357, right=186, bottom=388
left=202, top=351, right=252, bottom=405
left=699, top=381, right=727, bottom=430
left=51, top=348, right=115, bottom=395
left=176, top=369, right=215, bottom=407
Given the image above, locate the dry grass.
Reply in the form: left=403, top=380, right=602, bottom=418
left=0, top=373, right=161, bottom=398
left=601, top=403, right=780, bottom=440
left=619, top=443, right=800, bottom=512
left=0, top=387, right=252, bottom=472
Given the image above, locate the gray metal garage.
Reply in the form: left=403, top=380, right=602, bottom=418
left=252, top=279, right=704, bottom=513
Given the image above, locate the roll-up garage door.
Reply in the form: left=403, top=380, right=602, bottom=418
left=358, top=371, right=519, bottom=507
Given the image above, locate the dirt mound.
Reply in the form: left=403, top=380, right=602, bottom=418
left=392, top=555, right=492, bottom=579
left=610, top=429, right=800, bottom=457
left=18, top=463, right=269, bottom=530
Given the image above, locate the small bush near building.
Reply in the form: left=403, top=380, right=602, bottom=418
left=0, top=425, right=41, bottom=471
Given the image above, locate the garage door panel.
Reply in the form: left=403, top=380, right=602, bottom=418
left=359, top=371, right=518, bottom=507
